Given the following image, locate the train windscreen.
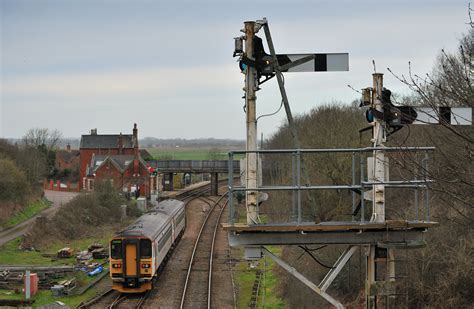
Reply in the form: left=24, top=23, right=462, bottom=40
left=140, top=239, right=152, bottom=258
left=111, top=240, right=122, bottom=259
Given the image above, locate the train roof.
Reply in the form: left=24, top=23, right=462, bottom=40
left=114, top=199, right=184, bottom=240
left=148, top=199, right=184, bottom=217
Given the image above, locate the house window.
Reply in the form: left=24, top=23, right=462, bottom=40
left=88, top=179, right=94, bottom=191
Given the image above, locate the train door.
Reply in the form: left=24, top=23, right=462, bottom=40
left=125, top=241, right=138, bottom=277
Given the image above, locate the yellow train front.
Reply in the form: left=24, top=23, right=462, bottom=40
left=109, top=199, right=185, bottom=293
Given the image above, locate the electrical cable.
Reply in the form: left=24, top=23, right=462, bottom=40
left=256, top=72, right=285, bottom=122
left=256, top=100, right=283, bottom=121
left=298, top=245, right=334, bottom=269
left=401, top=123, right=411, bottom=145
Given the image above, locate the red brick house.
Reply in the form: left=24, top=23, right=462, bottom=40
left=79, top=124, right=152, bottom=197
left=56, top=144, right=80, bottom=171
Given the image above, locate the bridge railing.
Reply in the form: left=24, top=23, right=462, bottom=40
left=151, top=160, right=240, bottom=172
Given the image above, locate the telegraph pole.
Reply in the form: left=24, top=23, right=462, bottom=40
left=244, top=21, right=259, bottom=224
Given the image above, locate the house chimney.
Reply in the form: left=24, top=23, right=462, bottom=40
left=133, top=123, right=139, bottom=157
left=133, top=124, right=139, bottom=175
left=66, top=143, right=71, bottom=153
left=91, top=128, right=97, bottom=135
left=118, top=133, right=123, bottom=155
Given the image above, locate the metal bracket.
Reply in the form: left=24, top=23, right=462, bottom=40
left=254, top=18, right=267, bottom=32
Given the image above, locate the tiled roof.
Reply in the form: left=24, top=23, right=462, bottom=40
left=139, top=149, right=153, bottom=159
left=56, top=150, right=79, bottom=162
left=80, top=134, right=134, bottom=149
left=87, top=154, right=148, bottom=176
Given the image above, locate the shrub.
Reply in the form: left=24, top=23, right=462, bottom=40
left=0, top=158, right=29, bottom=205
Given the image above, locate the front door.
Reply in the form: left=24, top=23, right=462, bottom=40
left=125, top=243, right=138, bottom=276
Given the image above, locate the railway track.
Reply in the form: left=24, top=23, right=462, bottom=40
left=179, top=194, right=228, bottom=309
left=175, top=178, right=229, bottom=201
left=77, top=288, right=117, bottom=308
left=107, top=290, right=150, bottom=309
left=77, top=287, right=150, bottom=309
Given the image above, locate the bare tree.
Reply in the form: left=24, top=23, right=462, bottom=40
left=22, top=128, right=62, bottom=150
left=388, top=27, right=474, bottom=224
left=385, top=16, right=474, bottom=308
left=19, top=128, right=62, bottom=180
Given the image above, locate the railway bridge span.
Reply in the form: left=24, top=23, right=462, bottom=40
left=149, top=160, right=240, bottom=195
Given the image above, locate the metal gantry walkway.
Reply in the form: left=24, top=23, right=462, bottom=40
left=225, top=146, right=435, bottom=245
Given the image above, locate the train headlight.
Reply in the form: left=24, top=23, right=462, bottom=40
left=141, top=263, right=151, bottom=269
left=112, top=263, right=122, bottom=269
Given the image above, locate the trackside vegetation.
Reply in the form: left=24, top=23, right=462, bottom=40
left=233, top=246, right=286, bottom=308
left=1, top=199, right=51, bottom=229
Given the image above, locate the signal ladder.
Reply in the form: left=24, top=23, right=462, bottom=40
left=249, top=269, right=263, bottom=308
left=373, top=248, right=409, bottom=308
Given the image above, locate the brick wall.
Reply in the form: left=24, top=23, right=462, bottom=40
left=87, top=158, right=151, bottom=197
left=79, top=148, right=134, bottom=188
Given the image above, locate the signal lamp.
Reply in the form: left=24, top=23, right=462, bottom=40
left=259, top=55, right=273, bottom=76
left=233, top=37, right=244, bottom=57
left=239, top=60, right=247, bottom=72
left=360, top=88, right=371, bottom=106
left=366, top=109, right=375, bottom=123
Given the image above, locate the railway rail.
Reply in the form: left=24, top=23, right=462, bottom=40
left=77, top=288, right=117, bottom=309
left=107, top=290, right=150, bottom=309
left=179, top=193, right=228, bottom=309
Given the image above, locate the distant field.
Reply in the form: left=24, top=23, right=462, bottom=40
left=147, top=147, right=243, bottom=160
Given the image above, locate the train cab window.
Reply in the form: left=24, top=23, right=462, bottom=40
left=111, top=240, right=122, bottom=259
left=140, top=239, right=152, bottom=258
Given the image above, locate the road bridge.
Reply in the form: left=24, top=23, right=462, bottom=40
left=149, top=160, right=240, bottom=195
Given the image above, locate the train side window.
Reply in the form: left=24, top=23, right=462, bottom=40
left=140, top=239, right=152, bottom=258
left=176, top=211, right=185, bottom=224
left=158, top=227, right=172, bottom=251
left=111, top=240, right=122, bottom=259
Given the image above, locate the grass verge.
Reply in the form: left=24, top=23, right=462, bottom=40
left=0, top=283, right=100, bottom=308
left=146, top=147, right=244, bottom=160
left=233, top=246, right=286, bottom=308
left=2, top=199, right=51, bottom=229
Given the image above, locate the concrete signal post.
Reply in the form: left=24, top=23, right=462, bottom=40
left=366, top=73, right=396, bottom=308
left=243, top=21, right=259, bottom=225
left=238, top=19, right=349, bottom=225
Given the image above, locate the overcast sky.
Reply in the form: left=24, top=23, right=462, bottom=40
left=0, top=0, right=470, bottom=140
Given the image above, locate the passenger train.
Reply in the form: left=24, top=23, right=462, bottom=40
left=109, top=199, right=185, bottom=293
